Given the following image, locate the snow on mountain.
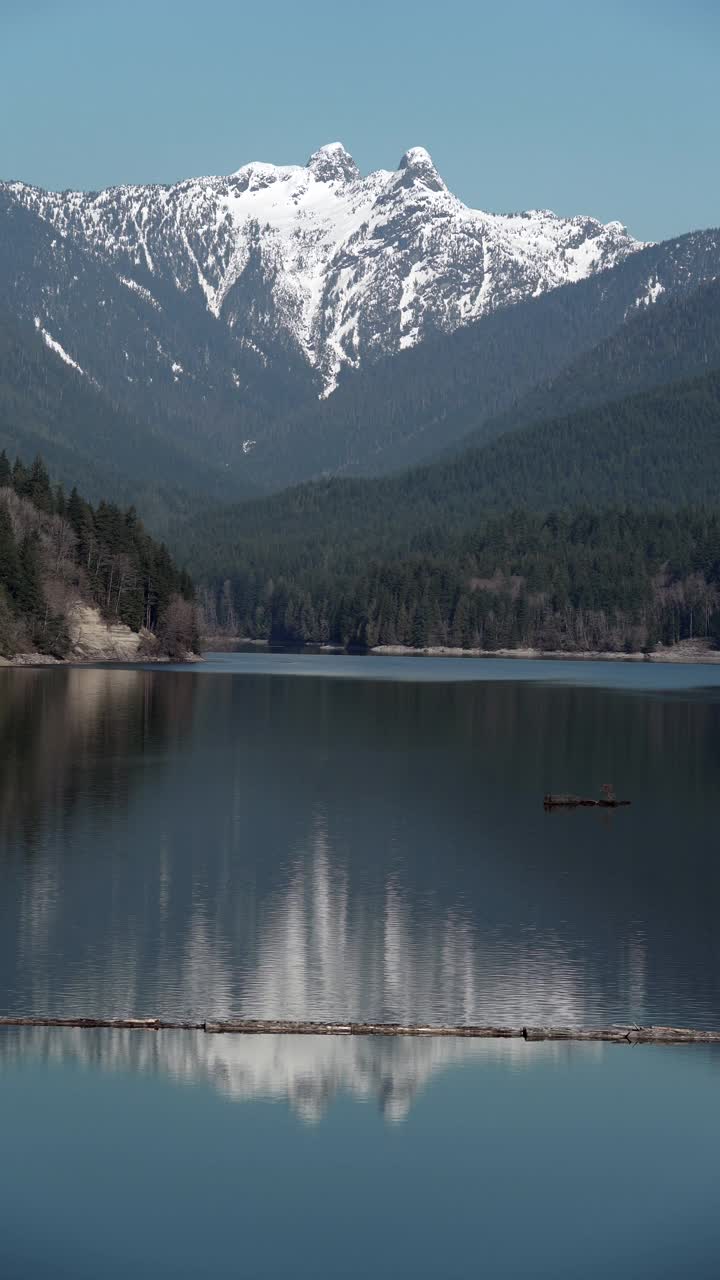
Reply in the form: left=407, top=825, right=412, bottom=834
left=33, top=314, right=89, bottom=378
left=2, top=144, right=644, bottom=392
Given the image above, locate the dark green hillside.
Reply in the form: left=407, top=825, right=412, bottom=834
left=178, top=365, right=720, bottom=582
left=0, top=451, right=196, bottom=659
left=0, top=311, right=255, bottom=523
left=460, top=277, right=720, bottom=452
left=177, top=367, right=720, bottom=653
left=447, top=366, right=720, bottom=512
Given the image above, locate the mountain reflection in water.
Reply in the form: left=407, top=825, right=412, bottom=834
left=1, top=661, right=720, bottom=1027
left=0, top=1027, right=603, bottom=1124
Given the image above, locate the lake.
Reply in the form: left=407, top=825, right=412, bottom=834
left=2, top=653, right=720, bottom=1027
left=3, top=653, right=720, bottom=1278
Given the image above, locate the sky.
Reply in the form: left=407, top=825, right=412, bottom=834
left=1, top=0, right=718, bottom=242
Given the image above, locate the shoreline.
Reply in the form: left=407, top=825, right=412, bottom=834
left=5, top=640, right=719, bottom=669
left=0, top=601, right=203, bottom=668
left=201, top=637, right=720, bottom=666
left=0, top=650, right=203, bottom=668
left=370, top=641, right=720, bottom=665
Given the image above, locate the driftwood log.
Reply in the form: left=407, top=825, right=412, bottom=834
left=543, top=796, right=631, bottom=809
left=0, top=1017, right=718, bottom=1043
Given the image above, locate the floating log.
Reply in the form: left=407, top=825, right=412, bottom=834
left=0, top=1016, right=718, bottom=1043
left=544, top=795, right=631, bottom=809
left=522, top=1025, right=720, bottom=1043
left=544, top=783, right=630, bottom=810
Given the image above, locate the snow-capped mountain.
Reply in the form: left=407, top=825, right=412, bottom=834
left=2, top=142, right=642, bottom=395
left=5, top=145, right=720, bottom=497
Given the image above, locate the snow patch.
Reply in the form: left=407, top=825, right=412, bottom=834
left=634, top=277, right=666, bottom=307
left=118, top=275, right=162, bottom=310
left=34, top=315, right=89, bottom=379
left=238, top=337, right=268, bottom=366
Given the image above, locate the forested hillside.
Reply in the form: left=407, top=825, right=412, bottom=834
left=0, top=310, right=252, bottom=522
left=459, top=277, right=720, bottom=452
left=195, top=508, right=720, bottom=654
left=174, top=359, right=720, bottom=654
left=0, top=451, right=196, bottom=659
left=178, top=365, right=720, bottom=576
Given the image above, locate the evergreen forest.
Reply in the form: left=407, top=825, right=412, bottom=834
left=178, top=361, right=720, bottom=653
left=193, top=508, right=720, bottom=654
left=0, top=451, right=196, bottom=659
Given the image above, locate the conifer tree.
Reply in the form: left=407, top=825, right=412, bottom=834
left=12, top=457, right=30, bottom=497
left=67, top=486, right=85, bottom=532
left=67, top=486, right=95, bottom=568
left=16, top=533, right=45, bottom=621
left=28, top=456, right=53, bottom=513
left=0, top=506, right=20, bottom=599
left=0, top=586, right=16, bottom=658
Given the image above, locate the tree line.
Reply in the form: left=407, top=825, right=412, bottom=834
left=197, top=508, right=720, bottom=654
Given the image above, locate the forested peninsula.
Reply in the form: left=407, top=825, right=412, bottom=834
left=0, top=452, right=198, bottom=663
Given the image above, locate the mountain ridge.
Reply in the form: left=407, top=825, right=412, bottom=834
left=3, top=142, right=642, bottom=393
left=1, top=143, right=642, bottom=449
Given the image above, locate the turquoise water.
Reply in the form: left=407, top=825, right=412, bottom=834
left=1, top=1030, right=719, bottom=1279
left=185, top=649, right=720, bottom=690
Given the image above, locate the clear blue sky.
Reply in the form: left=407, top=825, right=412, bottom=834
left=2, top=0, right=717, bottom=242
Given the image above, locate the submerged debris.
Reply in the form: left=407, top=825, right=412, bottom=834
left=544, top=783, right=631, bottom=810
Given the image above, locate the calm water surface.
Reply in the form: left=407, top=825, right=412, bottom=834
left=1, top=653, right=720, bottom=1026
left=1, top=1029, right=719, bottom=1279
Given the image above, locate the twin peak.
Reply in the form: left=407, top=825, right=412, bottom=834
left=305, top=142, right=441, bottom=187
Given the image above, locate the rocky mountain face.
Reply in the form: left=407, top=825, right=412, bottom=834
left=0, top=144, right=642, bottom=450
left=238, top=227, right=720, bottom=489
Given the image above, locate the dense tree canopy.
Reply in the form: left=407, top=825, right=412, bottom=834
left=178, top=364, right=720, bottom=590
left=194, top=507, right=720, bottom=654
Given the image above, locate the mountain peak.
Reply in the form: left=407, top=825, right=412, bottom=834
left=397, top=146, right=445, bottom=191
left=399, top=146, right=434, bottom=170
left=306, top=142, right=359, bottom=184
